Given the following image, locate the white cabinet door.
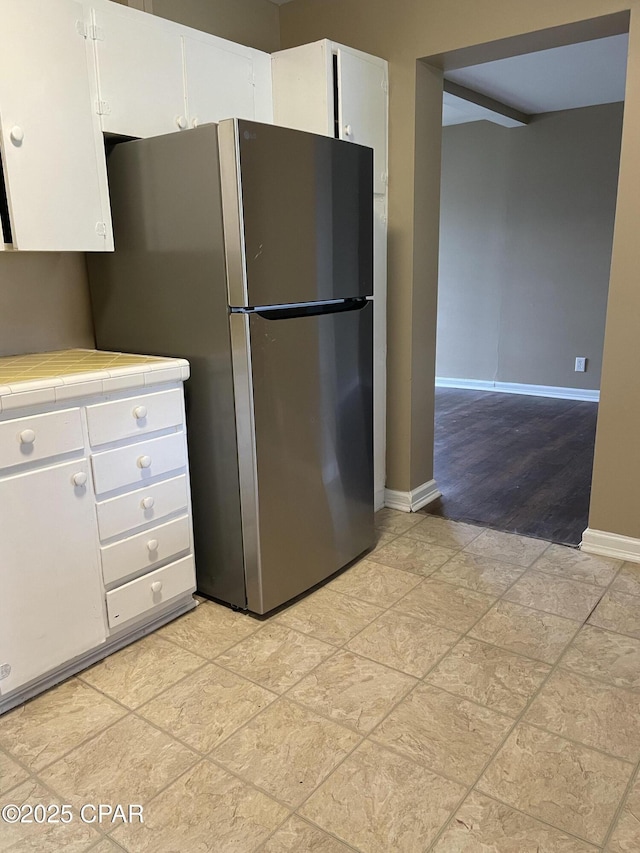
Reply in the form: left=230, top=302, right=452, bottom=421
left=336, top=48, right=388, bottom=194
left=183, top=35, right=255, bottom=127
left=92, top=4, right=185, bottom=138
left=0, top=458, right=106, bottom=696
left=271, top=40, right=333, bottom=136
left=251, top=51, right=274, bottom=124
left=272, top=41, right=387, bottom=194
left=0, top=0, right=111, bottom=250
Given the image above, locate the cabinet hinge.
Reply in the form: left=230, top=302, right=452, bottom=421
left=75, top=21, right=103, bottom=40
left=96, top=100, right=111, bottom=116
left=95, top=222, right=107, bottom=237
left=381, top=171, right=388, bottom=185
left=381, top=79, right=388, bottom=94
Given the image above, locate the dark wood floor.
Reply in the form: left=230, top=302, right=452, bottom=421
left=425, top=388, right=599, bottom=546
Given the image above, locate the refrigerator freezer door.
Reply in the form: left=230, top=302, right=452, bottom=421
left=219, top=119, right=373, bottom=308
left=230, top=301, right=374, bottom=613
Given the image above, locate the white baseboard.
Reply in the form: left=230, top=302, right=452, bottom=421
left=581, top=528, right=640, bottom=563
left=436, top=377, right=599, bottom=403
left=384, top=479, right=441, bottom=513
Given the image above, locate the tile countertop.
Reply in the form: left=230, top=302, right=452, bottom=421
left=0, top=349, right=190, bottom=413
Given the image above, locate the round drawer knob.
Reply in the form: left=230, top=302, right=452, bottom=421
left=141, top=496, right=155, bottom=510
left=191, top=116, right=199, bottom=128
left=147, top=539, right=159, bottom=552
left=19, top=429, right=36, bottom=445
left=343, top=123, right=352, bottom=137
left=176, top=115, right=188, bottom=130
left=151, top=581, right=163, bottom=593
left=72, top=472, right=88, bottom=487
left=10, top=126, right=24, bottom=145
left=133, top=405, right=148, bottom=420
left=138, top=455, right=152, bottom=469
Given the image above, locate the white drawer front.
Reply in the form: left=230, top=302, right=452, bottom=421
left=96, top=475, right=189, bottom=541
left=86, top=388, right=184, bottom=447
left=106, top=554, right=196, bottom=629
left=0, top=408, right=83, bottom=470
left=91, top=432, right=187, bottom=495
left=100, top=514, right=191, bottom=586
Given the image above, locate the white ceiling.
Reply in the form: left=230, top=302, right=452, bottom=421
left=267, top=5, right=627, bottom=125
left=443, top=33, right=628, bottom=127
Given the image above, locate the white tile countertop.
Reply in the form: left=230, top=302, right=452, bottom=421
left=0, top=349, right=190, bottom=412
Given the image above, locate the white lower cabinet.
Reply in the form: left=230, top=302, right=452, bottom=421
left=0, top=376, right=196, bottom=712
left=0, top=458, right=105, bottom=696
left=89, top=382, right=196, bottom=637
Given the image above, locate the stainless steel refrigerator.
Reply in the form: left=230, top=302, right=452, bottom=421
left=88, top=119, right=374, bottom=614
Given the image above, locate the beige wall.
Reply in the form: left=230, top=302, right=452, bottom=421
left=280, top=0, right=640, bottom=539
left=151, top=0, right=280, bottom=52
left=115, top=0, right=280, bottom=53
left=437, top=103, right=623, bottom=390
left=0, top=254, right=94, bottom=356
left=115, top=0, right=280, bottom=52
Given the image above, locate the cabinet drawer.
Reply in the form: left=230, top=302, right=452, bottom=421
left=106, top=554, right=196, bottom=630
left=86, top=388, right=184, bottom=447
left=100, top=515, right=191, bottom=586
left=0, top=408, right=83, bottom=470
left=96, top=475, right=189, bottom=541
left=91, top=432, right=187, bottom=495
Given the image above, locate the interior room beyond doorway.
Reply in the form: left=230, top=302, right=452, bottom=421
left=429, top=388, right=598, bottom=545
left=430, top=34, right=625, bottom=547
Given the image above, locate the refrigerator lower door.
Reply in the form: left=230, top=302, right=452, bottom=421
left=230, top=302, right=374, bottom=614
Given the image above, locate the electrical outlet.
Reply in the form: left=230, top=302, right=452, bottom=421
left=575, top=357, right=587, bottom=372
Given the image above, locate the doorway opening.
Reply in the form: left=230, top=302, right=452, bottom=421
left=427, top=25, right=627, bottom=546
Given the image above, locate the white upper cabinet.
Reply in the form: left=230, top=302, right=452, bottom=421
left=89, top=1, right=273, bottom=138
left=272, top=40, right=333, bottom=137
left=183, top=36, right=256, bottom=128
left=183, top=34, right=273, bottom=128
left=91, top=4, right=186, bottom=138
left=336, top=47, right=388, bottom=194
left=0, top=0, right=112, bottom=251
left=272, top=40, right=388, bottom=194
left=0, top=0, right=276, bottom=251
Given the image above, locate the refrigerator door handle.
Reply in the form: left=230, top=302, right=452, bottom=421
left=253, top=298, right=369, bottom=321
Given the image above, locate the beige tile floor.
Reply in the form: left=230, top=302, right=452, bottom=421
left=2, top=510, right=640, bottom=851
